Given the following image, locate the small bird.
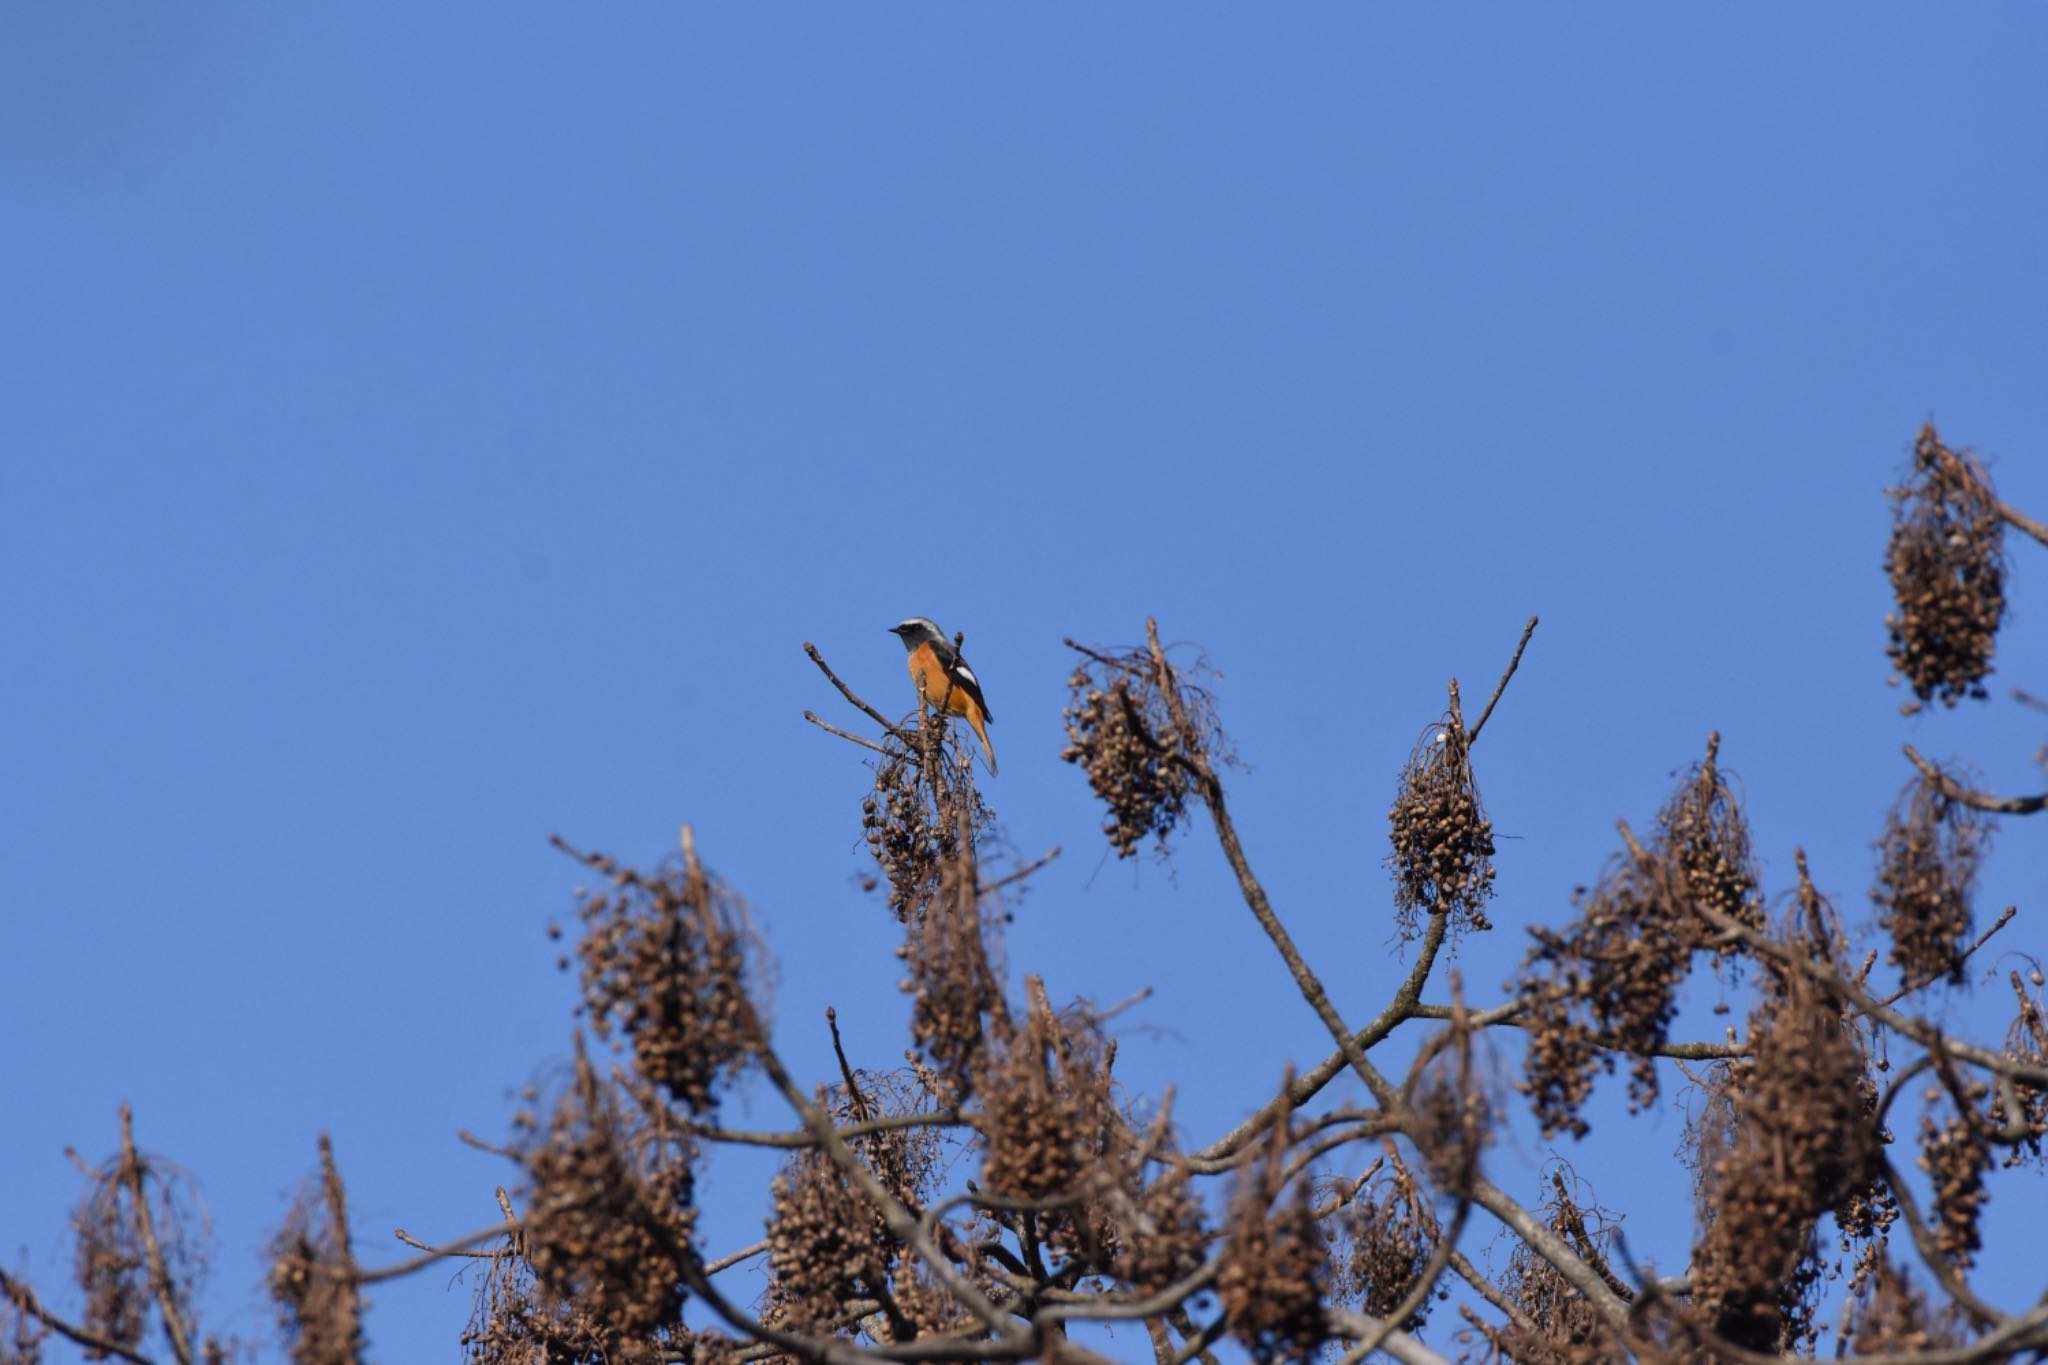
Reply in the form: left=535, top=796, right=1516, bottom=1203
left=889, top=617, right=997, bottom=775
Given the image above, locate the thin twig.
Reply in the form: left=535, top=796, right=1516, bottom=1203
left=0, top=1267, right=158, bottom=1365
left=982, top=846, right=1062, bottom=894
left=805, top=641, right=913, bottom=741
left=804, top=710, right=892, bottom=756
left=118, top=1107, right=194, bottom=1365
left=1904, top=745, right=2047, bottom=815
left=705, top=1239, right=772, bottom=1275
left=390, top=1228, right=501, bottom=1261
left=1467, top=615, right=1538, bottom=746
left=354, top=1223, right=521, bottom=1284
left=1998, top=499, right=2048, bottom=548
left=686, top=1109, right=969, bottom=1149
left=1878, top=905, right=2019, bottom=1006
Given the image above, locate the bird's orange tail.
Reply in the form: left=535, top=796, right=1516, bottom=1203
left=967, top=710, right=998, bottom=776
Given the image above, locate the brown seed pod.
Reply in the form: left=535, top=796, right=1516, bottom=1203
left=1885, top=424, right=2007, bottom=707
left=1874, top=773, right=1991, bottom=987
left=516, top=1045, right=698, bottom=1352
left=977, top=999, right=1117, bottom=1221
left=863, top=732, right=990, bottom=923
left=1918, top=1111, right=1990, bottom=1269
left=1490, top=1172, right=1626, bottom=1364
left=557, top=837, right=764, bottom=1116
left=761, top=1149, right=894, bottom=1335
left=1689, top=962, right=1881, bottom=1355
left=1517, top=858, right=1692, bottom=1138
left=1061, top=640, right=1229, bottom=861
left=1658, top=734, right=1763, bottom=955
left=1846, top=1257, right=1962, bottom=1356
left=1518, top=739, right=1765, bottom=1137
left=1386, top=717, right=1496, bottom=940
left=266, top=1137, right=363, bottom=1365
left=1330, top=1160, right=1433, bottom=1331
left=1217, top=1122, right=1329, bottom=1364
left=903, top=856, right=1009, bottom=1104
left=2002, top=973, right=2048, bottom=1168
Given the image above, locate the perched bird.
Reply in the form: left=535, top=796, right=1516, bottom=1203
left=888, top=616, right=997, bottom=775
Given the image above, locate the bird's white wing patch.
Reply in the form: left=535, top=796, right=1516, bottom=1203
left=953, top=664, right=980, bottom=689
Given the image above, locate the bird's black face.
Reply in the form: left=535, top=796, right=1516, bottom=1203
left=890, top=617, right=942, bottom=648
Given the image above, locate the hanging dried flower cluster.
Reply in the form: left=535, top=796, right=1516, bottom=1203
left=1886, top=424, right=2008, bottom=707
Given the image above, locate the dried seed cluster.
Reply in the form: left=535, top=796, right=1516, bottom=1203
left=978, top=1010, right=1114, bottom=1211
left=1660, top=737, right=1764, bottom=954
left=1061, top=666, right=1193, bottom=860
left=862, top=739, right=986, bottom=922
left=1874, top=775, right=1990, bottom=986
left=563, top=841, right=761, bottom=1115
left=1218, top=1141, right=1329, bottom=1364
left=903, top=866, right=1007, bottom=1103
left=72, top=1177, right=146, bottom=1356
left=1333, top=1163, right=1432, bottom=1330
left=2004, top=976, right=2048, bottom=1168
left=762, top=1150, right=894, bottom=1334
left=1108, top=1161, right=1208, bottom=1297
left=1387, top=720, right=1496, bottom=939
left=517, top=1051, right=698, bottom=1351
left=1490, top=1175, right=1624, bottom=1365
left=69, top=1138, right=203, bottom=1364
left=1061, top=643, right=1226, bottom=861
left=1519, top=740, right=1762, bottom=1137
left=1, top=1286, right=49, bottom=1365
left=1517, top=863, right=1691, bottom=1138
left=1918, top=1112, right=1990, bottom=1268
left=462, top=1250, right=615, bottom=1365
left=1406, top=1028, right=1489, bottom=1198
left=1690, top=969, right=1880, bottom=1354
left=1846, top=1258, right=1960, bottom=1356
left=761, top=1070, right=946, bottom=1341
left=1886, top=424, right=2007, bottom=707
left=266, top=1138, right=363, bottom=1365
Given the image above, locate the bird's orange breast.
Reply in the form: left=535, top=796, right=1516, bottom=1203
left=907, top=642, right=981, bottom=720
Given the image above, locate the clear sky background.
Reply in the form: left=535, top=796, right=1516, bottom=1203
left=4, top=7, right=2045, bottom=1360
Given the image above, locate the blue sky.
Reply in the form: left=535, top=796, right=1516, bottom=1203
left=4, top=6, right=2045, bottom=1359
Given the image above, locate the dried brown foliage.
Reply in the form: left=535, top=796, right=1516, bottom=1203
left=1519, top=738, right=1762, bottom=1137
left=1689, top=962, right=1881, bottom=1354
left=266, top=1136, right=363, bottom=1365
left=1489, top=1174, right=1626, bottom=1365
left=514, top=1043, right=698, bottom=1355
left=761, top=1069, right=946, bottom=1342
left=1217, top=1121, right=1329, bottom=1363
left=0, top=1281, right=48, bottom=1365
left=1405, top=1010, right=1490, bottom=1199
left=1387, top=716, right=1497, bottom=939
left=1060, top=641, right=1225, bottom=860
left=1518, top=856, right=1691, bottom=1138
left=1846, top=1257, right=1963, bottom=1355
left=978, top=1004, right=1115, bottom=1207
left=2004, top=971, right=2048, bottom=1167
left=1330, top=1159, right=1433, bottom=1331
left=1887, top=424, right=2008, bottom=707
left=1875, top=773, right=1992, bottom=986
left=902, top=856, right=1009, bottom=1103
left=558, top=835, right=763, bottom=1116
left=762, top=1148, right=894, bottom=1336
left=462, top=1244, right=614, bottom=1365
left=862, top=729, right=989, bottom=922
left=68, top=1115, right=206, bottom=1365
left=1919, top=1110, right=1991, bottom=1270
left=1659, top=734, right=1764, bottom=955
left=1106, top=1157, right=1208, bottom=1297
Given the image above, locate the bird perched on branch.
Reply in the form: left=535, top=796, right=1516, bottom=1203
left=889, top=617, right=997, bottom=775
